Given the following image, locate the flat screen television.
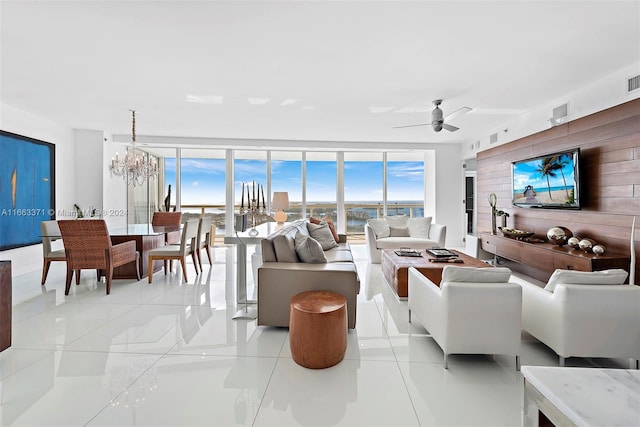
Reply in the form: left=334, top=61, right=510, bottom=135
left=512, top=148, right=580, bottom=209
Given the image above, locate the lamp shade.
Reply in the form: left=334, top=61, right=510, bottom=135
left=272, top=192, right=290, bottom=210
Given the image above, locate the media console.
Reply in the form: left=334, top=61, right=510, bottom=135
left=481, top=233, right=630, bottom=283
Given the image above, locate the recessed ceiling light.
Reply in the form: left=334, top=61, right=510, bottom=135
left=280, top=99, right=297, bottom=106
left=186, top=94, right=224, bottom=104
left=248, top=97, right=270, bottom=105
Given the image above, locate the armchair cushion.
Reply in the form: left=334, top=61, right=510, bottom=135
left=384, top=215, right=408, bottom=227
left=544, top=268, right=628, bottom=292
left=294, top=232, right=327, bottom=263
left=407, top=216, right=432, bottom=239
left=441, top=266, right=511, bottom=283
left=367, top=218, right=390, bottom=238
left=389, top=226, right=410, bottom=237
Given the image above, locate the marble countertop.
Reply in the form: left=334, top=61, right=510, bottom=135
left=522, top=366, right=640, bottom=427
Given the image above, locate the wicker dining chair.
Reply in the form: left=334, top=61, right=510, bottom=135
left=57, top=219, right=140, bottom=295
left=152, top=211, right=182, bottom=244
left=195, top=216, right=214, bottom=272
left=40, top=220, right=66, bottom=285
left=148, top=219, right=199, bottom=283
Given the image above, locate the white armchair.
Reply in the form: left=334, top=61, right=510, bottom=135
left=408, top=266, right=522, bottom=369
left=365, top=215, right=446, bottom=263
left=521, top=269, right=640, bottom=367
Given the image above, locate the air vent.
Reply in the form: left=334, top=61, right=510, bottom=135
left=628, top=74, right=640, bottom=93
left=553, top=103, right=569, bottom=120
left=489, top=133, right=498, bottom=144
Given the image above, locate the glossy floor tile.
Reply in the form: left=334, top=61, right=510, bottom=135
left=0, top=244, right=632, bottom=426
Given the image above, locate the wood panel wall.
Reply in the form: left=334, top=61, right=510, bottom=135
left=477, top=98, right=640, bottom=284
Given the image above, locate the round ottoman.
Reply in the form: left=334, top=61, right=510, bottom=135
left=289, top=290, right=347, bottom=369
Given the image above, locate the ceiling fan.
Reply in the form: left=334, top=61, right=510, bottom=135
left=394, top=99, right=472, bottom=132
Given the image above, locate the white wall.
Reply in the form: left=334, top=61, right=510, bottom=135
left=0, top=104, right=76, bottom=276
left=74, top=129, right=104, bottom=216
left=434, top=144, right=465, bottom=247
left=461, top=62, right=640, bottom=159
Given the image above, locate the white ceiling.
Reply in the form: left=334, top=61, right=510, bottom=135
left=1, top=0, right=639, bottom=148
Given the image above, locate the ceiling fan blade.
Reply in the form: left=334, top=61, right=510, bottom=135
left=393, top=123, right=430, bottom=129
left=442, top=123, right=459, bottom=132
left=444, top=106, right=473, bottom=121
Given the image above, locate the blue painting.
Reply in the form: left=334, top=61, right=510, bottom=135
left=0, top=131, right=55, bottom=250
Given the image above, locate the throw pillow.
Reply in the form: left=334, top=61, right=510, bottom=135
left=407, top=216, right=432, bottom=239
left=309, top=217, right=322, bottom=225
left=367, top=218, right=390, bottom=238
left=384, top=215, right=408, bottom=228
left=544, top=268, right=628, bottom=292
left=389, top=226, right=410, bottom=237
left=322, top=217, right=340, bottom=243
left=441, top=266, right=512, bottom=283
left=272, top=234, right=298, bottom=262
left=294, top=231, right=327, bottom=263
left=307, top=221, right=339, bottom=250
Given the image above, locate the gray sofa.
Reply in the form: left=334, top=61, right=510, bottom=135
left=256, top=219, right=360, bottom=329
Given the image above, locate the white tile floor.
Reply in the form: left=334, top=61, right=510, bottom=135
left=0, top=244, right=631, bottom=426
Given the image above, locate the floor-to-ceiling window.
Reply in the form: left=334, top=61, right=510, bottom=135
left=305, top=152, right=336, bottom=220
left=180, top=149, right=226, bottom=235
left=234, top=151, right=267, bottom=227
left=387, top=152, right=425, bottom=218
left=148, top=147, right=431, bottom=238
left=128, top=152, right=160, bottom=224
left=344, top=152, right=383, bottom=235
left=271, top=151, right=302, bottom=222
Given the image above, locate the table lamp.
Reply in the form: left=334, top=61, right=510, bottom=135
left=272, top=192, right=290, bottom=224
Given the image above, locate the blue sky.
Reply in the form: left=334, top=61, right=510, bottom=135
left=165, top=158, right=424, bottom=204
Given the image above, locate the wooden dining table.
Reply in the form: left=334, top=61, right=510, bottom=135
left=109, top=224, right=181, bottom=279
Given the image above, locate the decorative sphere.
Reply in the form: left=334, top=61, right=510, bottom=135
left=578, top=238, right=596, bottom=252
left=546, top=226, right=573, bottom=246
left=567, top=236, right=581, bottom=249
left=592, top=244, right=606, bottom=255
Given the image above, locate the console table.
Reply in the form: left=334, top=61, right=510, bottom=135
left=224, top=222, right=285, bottom=320
left=0, top=260, right=11, bottom=351
left=481, top=233, right=630, bottom=282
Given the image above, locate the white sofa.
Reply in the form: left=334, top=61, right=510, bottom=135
left=521, top=269, right=640, bottom=367
left=408, top=266, right=522, bottom=370
left=364, top=215, right=446, bottom=263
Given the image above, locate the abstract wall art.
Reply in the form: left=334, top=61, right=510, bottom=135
left=0, top=130, right=55, bottom=250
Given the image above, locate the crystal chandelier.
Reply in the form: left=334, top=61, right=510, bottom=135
left=108, top=110, right=158, bottom=187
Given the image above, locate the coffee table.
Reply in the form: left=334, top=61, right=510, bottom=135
left=381, top=249, right=492, bottom=299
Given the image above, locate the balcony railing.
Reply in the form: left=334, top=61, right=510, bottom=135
left=175, top=202, right=424, bottom=243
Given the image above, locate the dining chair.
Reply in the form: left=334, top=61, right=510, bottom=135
left=57, top=219, right=140, bottom=295
left=148, top=219, right=199, bottom=283
left=40, top=220, right=66, bottom=285
left=195, top=216, right=214, bottom=272
left=152, top=211, right=182, bottom=244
